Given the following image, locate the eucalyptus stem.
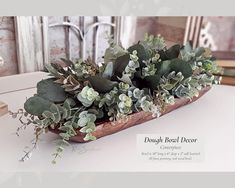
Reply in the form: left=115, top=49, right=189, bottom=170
left=19, top=127, right=43, bottom=162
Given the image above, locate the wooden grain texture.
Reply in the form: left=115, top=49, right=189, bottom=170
left=134, top=17, right=187, bottom=47
left=0, top=16, right=190, bottom=77
left=216, top=60, right=235, bottom=68
left=14, top=16, right=45, bottom=73
left=1, top=16, right=116, bottom=77
left=94, top=16, right=113, bottom=63
left=48, top=16, right=67, bottom=65
left=0, top=101, right=8, bottom=116
left=49, top=86, right=211, bottom=143
left=68, top=16, right=82, bottom=60
left=48, top=16, right=114, bottom=65
left=220, top=76, right=235, bottom=86
left=0, top=17, right=18, bottom=77
left=184, top=16, right=203, bottom=48
left=213, top=51, right=235, bottom=60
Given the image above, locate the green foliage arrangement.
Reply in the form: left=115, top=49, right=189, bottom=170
left=10, top=33, right=218, bottom=163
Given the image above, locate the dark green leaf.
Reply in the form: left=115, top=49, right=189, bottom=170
left=141, top=58, right=192, bottom=91
left=113, top=53, right=130, bottom=77
left=169, top=58, right=192, bottom=78
left=155, top=60, right=172, bottom=77
left=87, top=108, right=104, bottom=119
left=24, top=96, right=52, bottom=116
left=128, top=43, right=151, bottom=61
left=143, top=75, right=161, bottom=91
left=87, top=76, right=118, bottom=93
left=155, top=59, right=192, bottom=79
left=159, top=44, right=181, bottom=60
left=37, top=78, right=67, bottom=103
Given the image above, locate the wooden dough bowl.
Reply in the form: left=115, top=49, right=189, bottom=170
left=49, top=86, right=211, bottom=143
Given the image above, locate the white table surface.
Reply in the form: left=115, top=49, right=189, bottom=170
left=0, top=72, right=235, bottom=172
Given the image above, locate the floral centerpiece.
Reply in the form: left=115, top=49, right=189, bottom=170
left=10, top=34, right=218, bottom=163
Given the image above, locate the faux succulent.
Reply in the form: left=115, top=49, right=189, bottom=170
left=10, top=33, right=218, bottom=163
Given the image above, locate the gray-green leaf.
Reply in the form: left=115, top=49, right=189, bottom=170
left=37, top=78, right=67, bottom=103
left=24, top=96, right=52, bottom=116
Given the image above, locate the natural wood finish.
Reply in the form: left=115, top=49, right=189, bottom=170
left=50, top=86, right=211, bottom=143
left=216, top=60, right=235, bottom=68
left=14, top=16, right=45, bottom=73
left=220, top=76, right=235, bottom=86
left=213, top=51, right=235, bottom=60
left=0, top=16, right=18, bottom=77
left=184, top=16, right=203, bottom=48
left=48, top=16, right=115, bottom=64
left=0, top=101, right=8, bottom=117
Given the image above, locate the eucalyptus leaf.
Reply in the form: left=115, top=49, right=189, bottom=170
left=102, top=62, right=114, bottom=79
left=24, top=96, right=52, bottom=116
left=87, top=76, right=118, bottom=93
left=104, top=44, right=127, bottom=63
left=84, top=133, right=96, bottom=141
left=156, top=59, right=192, bottom=79
left=117, top=74, right=133, bottom=85
left=128, top=43, right=150, bottom=65
left=169, top=58, right=192, bottom=78
left=45, top=64, right=61, bottom=77
left=37, top=78, right=67, bottom=103
left=143, top=58, right=192, bottom=91
left=183, top=42, right=192, bottom=52
left=167, top=44, right=181, bottom=59
left=50, top=104, right=61, bottom=123
left=87, top=108, right=104, bottom=119
left=195, top=47, right=205, bottom=57
left=61, top=106, right=68, bottom=119
left=63, top=100, right=72, bottom=119
left=155, top=60, right=172, bottom=76
left=42, top=111, right=55, bottom=121
left=159, top=44, right=181, bottom=60
left=143, top=75, right=161, bottom=91
left=113, top=53, right=130, bottom=77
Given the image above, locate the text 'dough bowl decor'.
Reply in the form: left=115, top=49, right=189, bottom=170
left=10, top=34, right=218, bottom=163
